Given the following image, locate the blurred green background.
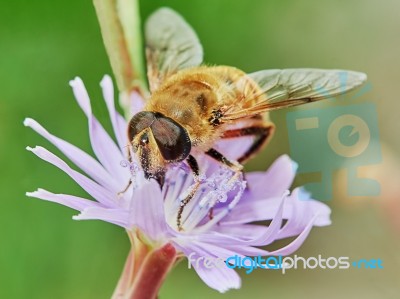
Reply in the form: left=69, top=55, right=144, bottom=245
left=1, top=0, right=400, bottom=298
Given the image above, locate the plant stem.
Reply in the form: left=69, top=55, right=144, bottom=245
left=128, top=243, right=177, bottom=299
left=93, top=0, right=147, bottom=94
left=112, top=232, right=177, bottom=299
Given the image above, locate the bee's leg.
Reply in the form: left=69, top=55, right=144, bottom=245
left=177, top=155, right=201, bottom=231
left=117, top=180, right=132, bottom=197
left=205, top=148, right=243, bottom=189
left=205, top=148, right=243, bottom=171
left=186, top=154, right=200, bottom=178
left=117, top=146, right=133, bottom=197
left=221, top=123, right=274, bottom=164
left=205, top=148, right=243, bottom=219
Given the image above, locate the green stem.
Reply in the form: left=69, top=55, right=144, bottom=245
left=93, top=0, right=147, bottom=95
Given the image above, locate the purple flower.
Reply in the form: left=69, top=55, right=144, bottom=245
left=25, top=76, right=331, bottom=293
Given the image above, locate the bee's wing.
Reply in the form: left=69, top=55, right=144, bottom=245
left=222, top=69, right=367, bottom=121
left=145, top=8, right=203, bottom=92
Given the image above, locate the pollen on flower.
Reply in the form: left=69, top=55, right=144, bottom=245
left=120, top=160, right=129, bottom=168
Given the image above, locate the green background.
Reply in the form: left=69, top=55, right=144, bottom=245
left=1, top=0, right=400, bottom=298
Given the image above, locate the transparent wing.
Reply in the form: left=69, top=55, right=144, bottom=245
left=145, top=8, right=203, bottom=92
left=222, top=68, right=367, bottom=120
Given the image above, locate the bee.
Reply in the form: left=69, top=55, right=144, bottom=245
left=126, top=8, right=367, bottom=228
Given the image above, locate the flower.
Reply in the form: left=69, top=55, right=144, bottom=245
left=25, top=75, right=331, bottom=294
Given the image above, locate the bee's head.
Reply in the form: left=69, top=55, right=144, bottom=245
left=128, top=111, right=191, bottom=178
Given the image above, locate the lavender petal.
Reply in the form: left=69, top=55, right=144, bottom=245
left=130, top=179, right=170, bottom=241
left=174, top=242, right=241, bottom=293
left=24, top=118, right=119, bottom=192
left=244, top=155, right=297, bottom=199
left=73, top=207, right=130, bottom=228
left=100, top=75, right=128, bottom=150
left=26, top=188, right=100, bottom=211
left=27, top=146, right=117, bottom=207
left=69, top=77, right=129, bottom=184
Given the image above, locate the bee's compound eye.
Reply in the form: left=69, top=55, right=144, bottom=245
left=128, top=111, right=156, bottom=141
left=150, top=116, right=191, bottom=162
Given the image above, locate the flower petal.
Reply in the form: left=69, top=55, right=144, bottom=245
left=221, top=189, right=324, bottom=226
left=213, top=223, right=268, bottom=240
left=130, top=179, right=169, bottom=241
left=69, top=77, right=129, bottom=184
left=24, top=118, right=119, bottom=192
left=27, top=146, right=116, bottom=207
left=214, top=136, right=254, bottom=161
left=244, top=155, right=297, bottom=199
left=275, top=188, right=331, bottom=239
left=73, top=207, right=130, bottom=228
left=174, top=242, right=241, bottom=293
left=100, top=75, right=128, bottom=150
left=26, top=188, right=100, bottom=211
left=186, top=235, right=270, bottom=257
left=130, top=91, right=146, bottom=115
left=194, top=179, right=246, bottom=233
left=120, top=90, right=146, bottom=119
left=220, top=195, right=282, bottom=225
left=268, top=214, right=319, bottom=256
left=199, top=194, right=286, bottom=247
left=214, top=119, right=265, bottom=161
